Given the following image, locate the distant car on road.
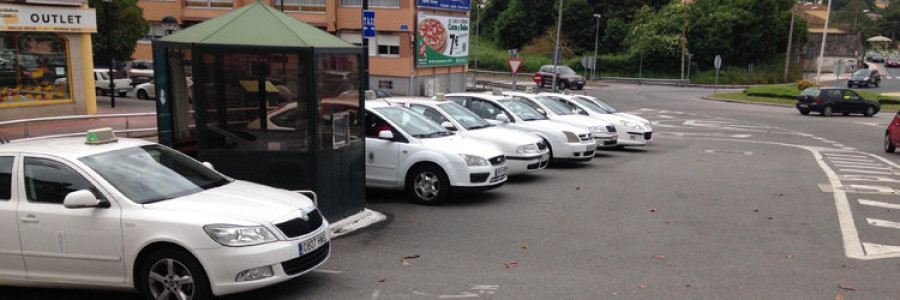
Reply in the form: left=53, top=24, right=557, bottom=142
left=886, top=57, right=900, bottom=68
left=847, top=69, right=881, bottom=88
left=93, top=69, right=131, bottom=97
left=536, top=65, right=586, bottom=90
left=796, top=87, right=879, bottom=117
left=124, top=60, right=154, bottom=78
left=867, top=52, right=884, bottom=63
left=885, top=110, right=900, bottom=153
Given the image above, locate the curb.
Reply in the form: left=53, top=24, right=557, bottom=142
left=701, top=96, right=794, bottom=108
left=328, top=208, right=387, bottom=238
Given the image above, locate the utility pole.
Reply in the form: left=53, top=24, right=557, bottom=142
left=105, top=0, right=115, bottom=108
left=552, top=0, right=562, bottom=91
left=815, top=0, right=833, bottom=84
left=784, top=5, right=795, bottom=82
left=680, top=0, right=687, bottom=87
left=473, top=3, right=483, bottom=89
left=592, top=13, right=601, bottom=81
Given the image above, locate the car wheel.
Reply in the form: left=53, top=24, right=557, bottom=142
left=799, top=108, right=810, bottom=115
left=138, top=247, right=211, bottom=300
left=887, top=132, right=896, bottom=153
left=406, top=164, right=450, bottom=205
left=96, top=88, right=105, bottom=96
left=557, top=80, right=566, bottom=91
left=864, top=106, right=876, bottom=117
left=137, top=89, right=149, bottom=100
left=577, top=84, right=584, bottom=90
left=820, top=105, right=833, bottom=116
left=118, top=91, right=128, bottom=97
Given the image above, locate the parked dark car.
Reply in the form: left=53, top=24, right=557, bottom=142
left=796, top=87, right=880, bottom=117
left=537, top=65, right=585, bottom=90
left=847, top=69, right=881, bottom=88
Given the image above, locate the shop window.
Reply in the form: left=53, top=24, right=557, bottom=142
left=185, top=0, right=232, bottom=8
left=341, top=0, right=399, bottom=8
left=0, top=32, right=71, bottom=106
left=318, top=54, right=362, bottom=149
left=274, top=0, right=325, bottom=12
left=378, top=80, right=392, bottom=89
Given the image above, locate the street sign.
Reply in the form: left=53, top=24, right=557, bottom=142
left=533, top=73, right=543, bottom=84
left=714, top=55, right=722, bottom=70
left=362, top=10, right=375, bottom=38
left=508, top=59, right=523, bottom=75
left=508, top=49, right=518, bottom=59
left=581, top=56, right=596, bottom=69
left=832, top=60, right=845, bottom=76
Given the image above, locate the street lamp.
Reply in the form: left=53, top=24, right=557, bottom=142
left=162, top=15, right=178, bottom=36
left=591, top=13, right=601, bottom=81
left=104, top=0, right=115, bottom=108
left=552, top=0, right=563, bottom=91
left=473, top=3, right=484, bottom=89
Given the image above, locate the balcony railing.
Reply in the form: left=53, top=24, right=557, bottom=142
left=274, top=0, right=327, bottom=12
left=340, top=0, right=399, bottom=8
left=185, top=0, right=233, bottom=8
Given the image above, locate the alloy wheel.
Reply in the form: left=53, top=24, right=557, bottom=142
left=148, top=258, right=196, bottom=300
left=414, top=172, right=440, bottom=201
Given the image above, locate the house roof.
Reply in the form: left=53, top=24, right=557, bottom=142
left=158, top=1, right=353, bottom=48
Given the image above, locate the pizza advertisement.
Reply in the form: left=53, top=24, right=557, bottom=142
left=416, top=12, right=469, bottom=67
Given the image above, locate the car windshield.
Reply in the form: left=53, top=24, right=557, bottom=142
left=79, top=145, right=232, bottom=204
left=497, top=99, right=549, bottom=121
left=437, top=102, right=492, bottom=130
left=375, top=107, right=452, bottom=138
left=800, top=88, right=819, bottom=96
left=853, top=70, right=870, bottom=77
left=574, top=96, right=619, bottom=114
left=557, top=66, right=576, bottom=75
left=530, top=95, right=573, bottom=115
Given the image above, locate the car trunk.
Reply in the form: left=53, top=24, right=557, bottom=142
left=797, top=90, right=820, bottom=104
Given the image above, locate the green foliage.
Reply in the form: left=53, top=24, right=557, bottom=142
left=560, top=0, right=594, bottom=53
left=470, top=38, right=551, bottom=74
left=492, top=0, right=537, bottom=50
left=89, top=0, right=149, bottom=65
left=600, top=18, right=629, bottom=54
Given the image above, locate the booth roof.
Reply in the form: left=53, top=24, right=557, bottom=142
left=158, top=1, right=353, bottom=48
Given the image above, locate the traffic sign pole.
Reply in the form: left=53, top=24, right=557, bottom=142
left=714, top=55, right=722, bottom=94
left=508, top=58, right=523, bottom=91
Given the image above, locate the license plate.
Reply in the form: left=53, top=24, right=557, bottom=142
left=494, top=166, right=508, bottom=178
left=299, top=232, right=328, bottom=255
left=799, top=104, right=808, bottom=108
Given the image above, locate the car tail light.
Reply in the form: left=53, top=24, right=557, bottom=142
left=814, top=97, right=823, bottom=104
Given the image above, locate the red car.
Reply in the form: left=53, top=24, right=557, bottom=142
left=886, top=58, right=900, bottom=68
left=886, top=111, right=900, bottom=152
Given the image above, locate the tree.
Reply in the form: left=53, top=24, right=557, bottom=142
left=493, top=0, right=538, bottom=50
left=560, top=0, right=593, bottom=53
left=89, top=0, right=149, bottom=66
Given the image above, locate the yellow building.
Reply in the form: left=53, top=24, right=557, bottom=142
left=136, top=0, right=471, bottom=96
left=0, top=0, right=97, bottom=120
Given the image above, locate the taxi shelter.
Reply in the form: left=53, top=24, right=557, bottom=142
left=151, top=2, right=366, bottom=220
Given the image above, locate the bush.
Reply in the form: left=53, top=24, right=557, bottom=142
left=744, top=84, right=801, bottom=98
left=796, top=80, right=815, bottom=90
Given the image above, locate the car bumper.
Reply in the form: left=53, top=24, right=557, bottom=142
left=196, top=224, right=331, bottom=296
left=551, top=141, right=597, bottom=162
left=506, top=152, right=550, bottom=175
left=447, top=162, right=509, bottom=187
left=796, top=102, right=821, bottom=111
left=593, top=132, right=618, bottom=148
left=617, top=131, right=652, bottom=146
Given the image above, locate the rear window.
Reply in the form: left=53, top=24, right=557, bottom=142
left=800, top=89, right=820, bottom=96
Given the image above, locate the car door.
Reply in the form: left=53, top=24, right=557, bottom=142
left=891, top=110, right=900, bottom=143
left=0, top=155, right=24, bottom=279
left=365, top=113, right=400, bottom=186
left=825, top=89, right=845, bottom=111
left=16, top=156, right=124, bottom=284
left=842, top=90, right=864, bottom=113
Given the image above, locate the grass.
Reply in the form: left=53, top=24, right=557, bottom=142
left=744, top=84, right=900, bottom=104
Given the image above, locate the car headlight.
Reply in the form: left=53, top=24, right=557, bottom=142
left=563, top=131, right=580, bottom=143
left=864, top=77, right=870, bottom=81
left=458, top=154, right=488, bottom=166
left=204, top=224, right=278, bottom=247
left=621, top=120, right=643, bottom=131
left=516, top=144, right=539, bottom=154
left=589, top=126, right=605, bottom=133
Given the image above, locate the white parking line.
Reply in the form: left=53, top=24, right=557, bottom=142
left=867, top=218, right=900, bottom=229
left=833, top=164, right=891, bottom=170
left=859, top=199, right=900, bottom=210
left=839, top=169, right=895, bottom=175
left=828, top=157, right=876, bottom=162
left=841, top=174, right=900, bottom=183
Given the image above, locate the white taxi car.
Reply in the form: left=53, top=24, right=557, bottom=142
left=573, top=94, right=653, bottom=128
left=365, top=101, right=508, bottom=204
left=0, top=129, right=329, bottom=299
left=445, top=93, right=597, bottom=163
left=386, top=97, right=550, bottom=175
left=542, top=92, right=653, bottom=147
left=503, top=91, right=618, bottom=149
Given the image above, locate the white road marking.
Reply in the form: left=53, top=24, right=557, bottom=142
left=859, top=199, right=900, bottom=210
left=661, top=132, right=752, bottom=138
left=312, top=269, right=343, bottom=274
left=841, top=174, right=900, bottom=183
left=832, top=161, right=885, bottom=166
left=862, top=243, right=900, bottom=257
left=439, top=293, right=479, bottom=299
left=705, top=150, right=753, bottom=155
left=854, top=122, right=884, bottom=127
left=839, top=184, right=899, bottom=194
left=823, top=154, right=869, bottom=159
left=868, top=218, right=900, bottom=229
left=828, top=157, right=877, bottom=162
left=839, top=169, right=895, bottom=175
left=832, top=164, right=890, bottom=170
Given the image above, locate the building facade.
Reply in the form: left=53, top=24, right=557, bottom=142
left=0, top=0, right=97, bottom=121
left=137, top=0, right=470, bottom=96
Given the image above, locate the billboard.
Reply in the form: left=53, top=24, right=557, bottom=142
left=417, top=0, right=470, bottom=12
left=0, top=4, right=96, bottom=32
left=416, top=12, right=469, bottom=67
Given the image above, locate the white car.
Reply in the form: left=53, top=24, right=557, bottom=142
left=135, top=77, right=194, bottom=100
left=541, top=93, right=653, bottom=147
left=365, top=101, right=508, bottom=204
left=573, top=94, right=653, bottom=128
left=503, top=91, right=618, bottom=149
left=386, top=97, right=550, bottom=175
left=0, top=130, right=330, bottom=299
left=445, top=93, right=597, bottom=163
left=93, top=69, right=131, bottom=97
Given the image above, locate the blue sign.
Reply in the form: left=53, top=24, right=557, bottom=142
left=417, top=0, right=470, bottom=12
left=362, top=10, right=375, bottom=38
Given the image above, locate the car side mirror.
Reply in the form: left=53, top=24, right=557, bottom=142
left=486, top=119, right=504, bottom=126
left=496, top=114, right=510, bottom=123
left=63, top=190, right=102, bottom=209
left=202, top=162, right=215, bottom=170
left=441, top=121, right=457, bottom=131
left=536, top=108, right=546, bottom=115
left=378, top=130, right=395, bottom=140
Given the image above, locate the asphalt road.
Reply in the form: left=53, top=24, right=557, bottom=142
left=833, top=61, right=900, bottom=94
left=6, top=84, right=900, bottom=299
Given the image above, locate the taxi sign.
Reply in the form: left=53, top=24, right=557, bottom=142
left=86, top=128, right=117, bottom=145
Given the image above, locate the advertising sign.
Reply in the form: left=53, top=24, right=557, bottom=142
left=0, top=4, right=96, bottom=32
left=417, top=0, right=470, bottom=12
left=416, top=12, right=469, bottom=67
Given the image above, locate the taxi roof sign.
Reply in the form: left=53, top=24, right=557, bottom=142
left=86, top=128, right=117, bottom=145
left=492, top=89, right=503, bottom=96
